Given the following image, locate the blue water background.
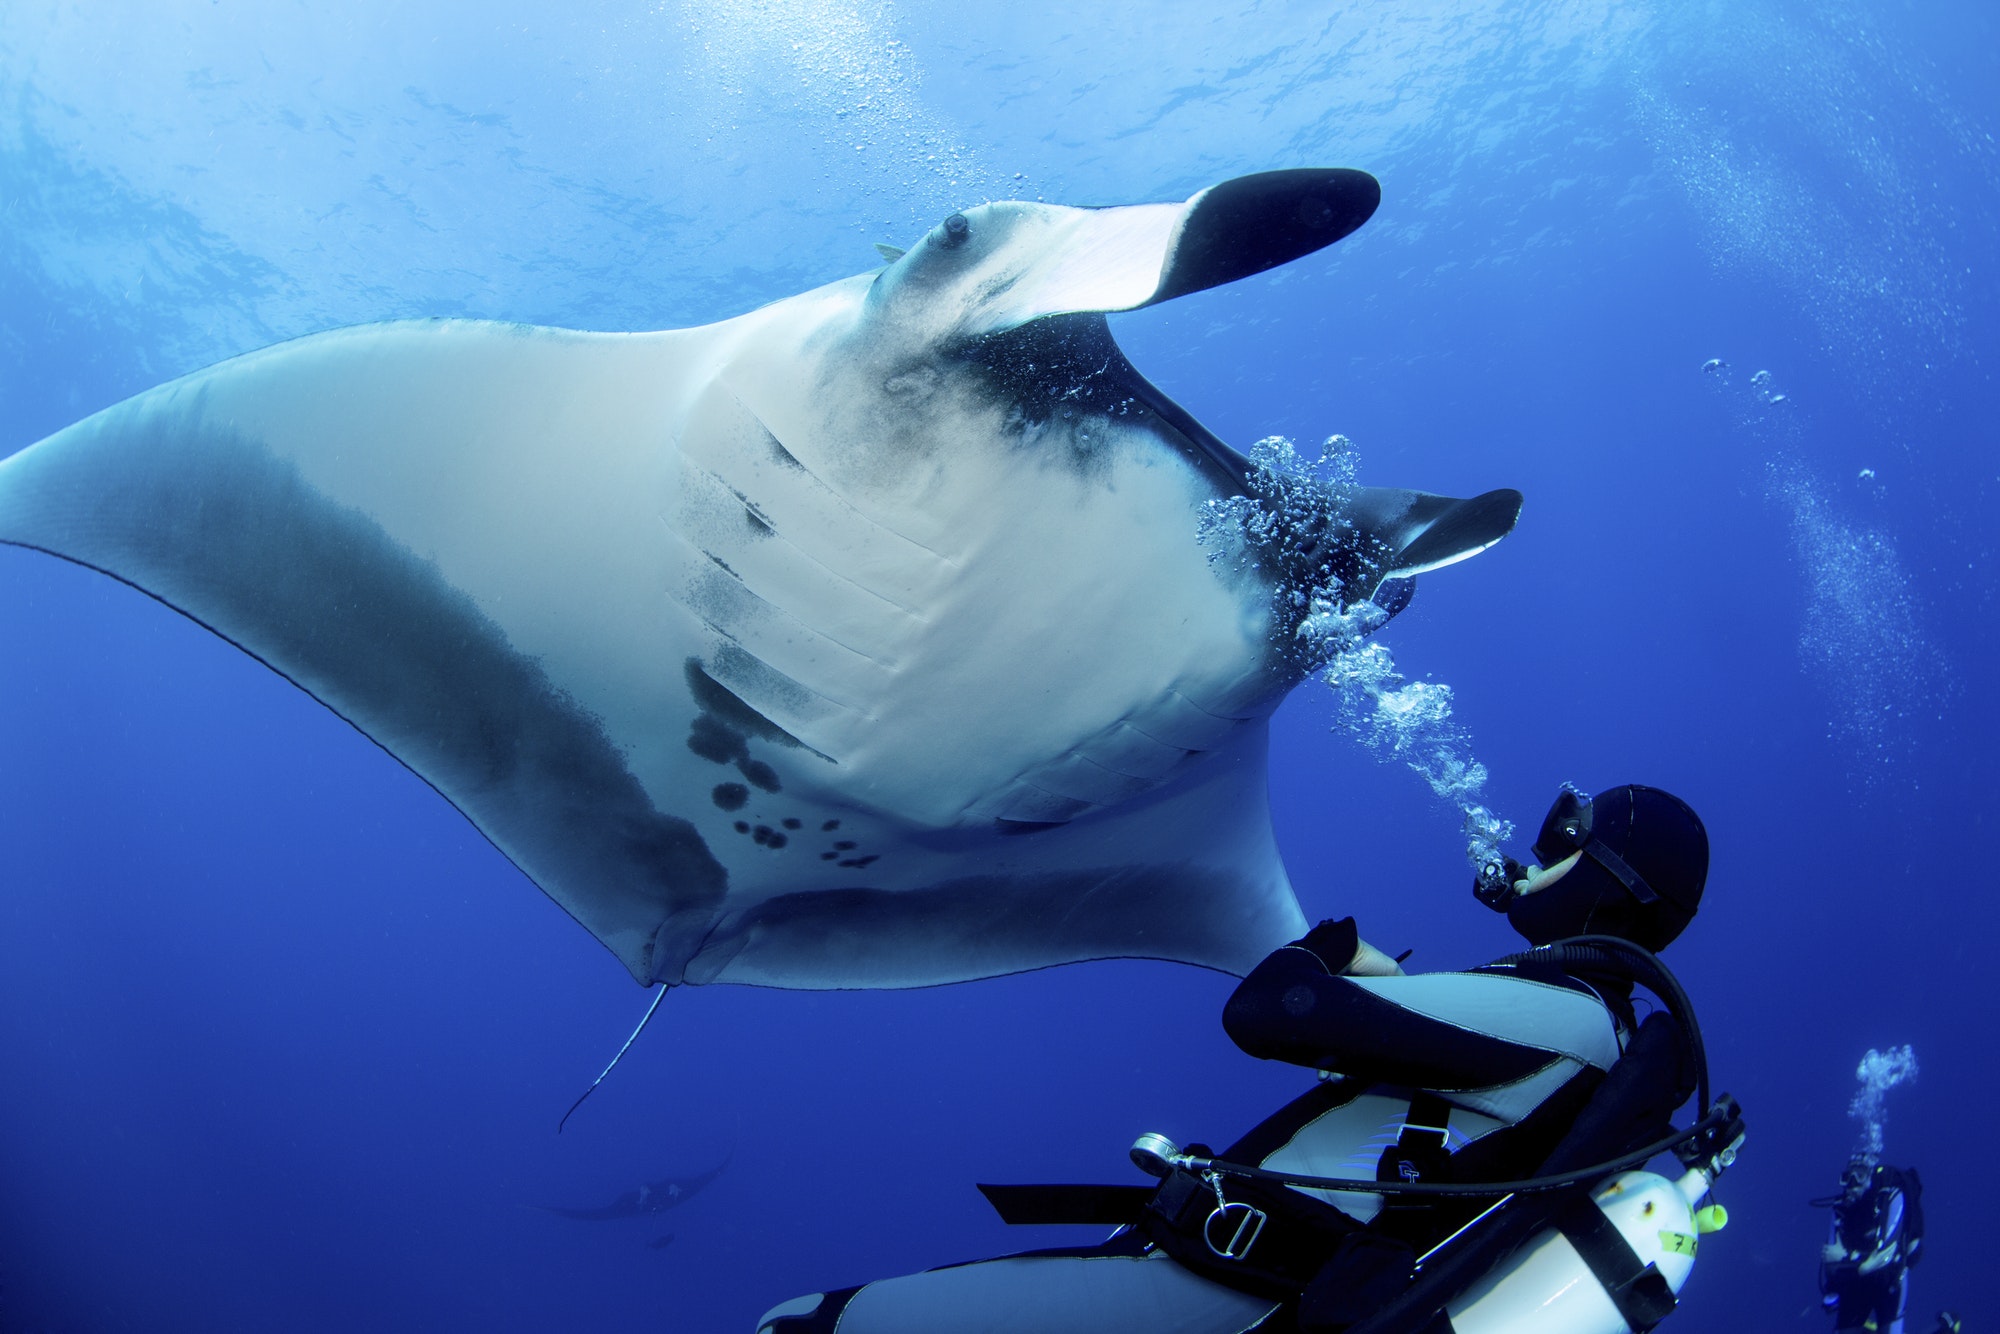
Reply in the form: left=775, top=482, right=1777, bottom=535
left=1, top=2, right=1994, bottom=1328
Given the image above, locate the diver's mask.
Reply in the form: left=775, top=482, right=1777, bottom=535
left=1473, top=783, right=1663, bottom=913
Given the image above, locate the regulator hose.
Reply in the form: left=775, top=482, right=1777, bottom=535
left=1183, top=1100, right=1737, bottom=1198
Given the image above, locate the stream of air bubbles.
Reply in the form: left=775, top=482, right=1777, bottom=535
left=1203, top=435, right=1513, bottom=875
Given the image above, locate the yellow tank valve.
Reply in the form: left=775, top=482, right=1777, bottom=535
left=1694, top=1204, right=1729, bottom=1234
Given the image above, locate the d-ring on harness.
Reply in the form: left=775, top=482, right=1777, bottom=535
left=1200, top=1168, right=1268, bottom=1261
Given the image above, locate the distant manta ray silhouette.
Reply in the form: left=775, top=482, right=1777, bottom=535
left=532, top=1158, right=730, bottom=1221
left=0, top=168, right=1521, bottom=992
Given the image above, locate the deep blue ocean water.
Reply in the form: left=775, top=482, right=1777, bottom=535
left=0, top=2, right=1993, bottom=1329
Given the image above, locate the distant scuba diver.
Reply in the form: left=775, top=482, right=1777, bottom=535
left=1930, top=1313, right=1961, bottom=1334
left=756, top=782, right=1745, bottom=1333
left=1815, top=1155, right=1925, bottom=1334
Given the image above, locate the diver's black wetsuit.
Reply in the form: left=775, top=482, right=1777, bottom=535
left=755, top=920, right=1633, bottom=1334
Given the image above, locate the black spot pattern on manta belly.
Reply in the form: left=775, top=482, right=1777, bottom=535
left=687, top=715, right=741, bottom=766
left=781, top=817, right=802, bottom=830
left=734, top=821, right=750, bottom=834
left=821, top=819, right=841, bottom=831
left=838, top=855, right=879, bottom=869
left=711, top=783, right=749, bottom=811
left=751, top=824, right=788, bottom=850
left=833, top=840, right=856, bottom=851
left=682, top=658, right=810, bottom=794
left=685, top=659, right=806, bottom=748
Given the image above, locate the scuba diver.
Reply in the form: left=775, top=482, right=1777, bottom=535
left=1817, top=1155, right=1924, bottom=1334
left=756, top=783, right=1743, bottom=1334
left=1930, top=1314, right=1961, bottom=1334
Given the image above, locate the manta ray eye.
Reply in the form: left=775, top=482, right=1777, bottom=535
left=937, top=212, right=970, bottom=249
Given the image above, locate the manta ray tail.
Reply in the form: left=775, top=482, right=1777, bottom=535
left=558, top=983, right=672, bottom=1133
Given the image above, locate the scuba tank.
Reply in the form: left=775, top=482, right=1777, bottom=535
left=1441, top=1166, right=1729, bottom=1334
left=1115, top=1095, right=1742, bottom=1334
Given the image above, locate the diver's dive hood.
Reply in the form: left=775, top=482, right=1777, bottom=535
left=1497, top=784, right=1709, bottom=951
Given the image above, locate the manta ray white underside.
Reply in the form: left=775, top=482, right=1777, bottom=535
left=0, top=170, right=1520, bottom=990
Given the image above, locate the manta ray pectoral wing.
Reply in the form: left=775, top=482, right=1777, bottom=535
left=0, top=320, right=734, bottom=984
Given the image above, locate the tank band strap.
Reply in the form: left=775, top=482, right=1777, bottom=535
left=1555, top=1196, right=1678, bottom=1332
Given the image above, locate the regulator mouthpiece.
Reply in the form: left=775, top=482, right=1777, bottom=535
left=1473, top=855, right=1528, bottom=911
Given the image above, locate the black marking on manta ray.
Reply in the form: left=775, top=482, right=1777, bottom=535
left=720, top=389, right=963, bottom=574
left=822, top=819, right=841, bottom=831
left=683, top=656, right=822, bottom=793
left=678, top=546, right=907, bottom=680
left=685, top=657, right=815, bottom=749
left=697, top=865, right=1268, bottom=983
left=765, top=433, right=807, bottom=472
left=959, top=310, right=1258, bottom=494
left=711, top=782, right=750, bottom=811
left=995, top=819, right=1066, bottom=836
left=8, top=418, right=730, bottom=975
left=751, top=824, right=788, bottom=849
left=669, top=507, right=911, bottom=681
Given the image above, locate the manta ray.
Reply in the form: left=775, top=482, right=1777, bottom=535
left=0, top=169, right=1520, bottom=992
left=531, top=1157, right=729, bottom=1222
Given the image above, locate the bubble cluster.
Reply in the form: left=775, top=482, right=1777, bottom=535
left=1202, top=435, right=1513, bottom=875
left=1847, top=1043, right=1919, bottom=1163
left=1708, top=365, right=1951, bottom=788
left=1636, top=0, right=1987, bottom=396
left=679, top=0, right=1011, bottom=223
